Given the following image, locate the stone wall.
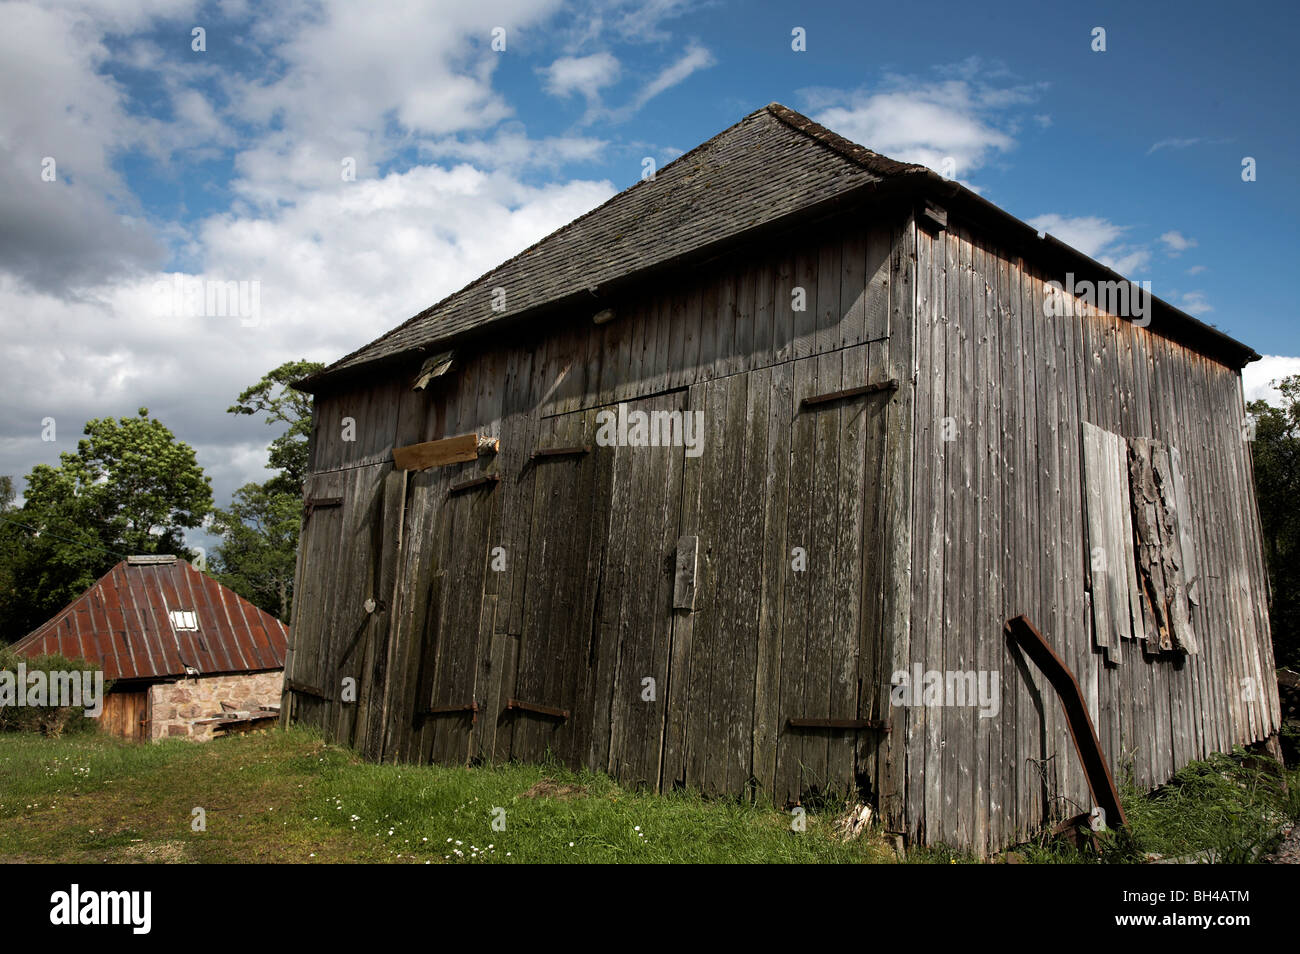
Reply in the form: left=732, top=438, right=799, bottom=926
left=146, top=670, right=283, bottom=741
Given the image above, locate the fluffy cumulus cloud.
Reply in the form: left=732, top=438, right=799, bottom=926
left=541, top=51, right=622, bottom=102
left=805, top=58, right=1046, bottom=184
left=0, top=0, right=688, bottom=518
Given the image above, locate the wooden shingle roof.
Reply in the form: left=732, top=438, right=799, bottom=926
left=301, top=102, right=1258, bottom=388
left=10, top=557, right=288, bottom=681
left=303, top=104, right=929, bottom=387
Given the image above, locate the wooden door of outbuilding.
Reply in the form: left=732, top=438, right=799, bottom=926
left=659, top=346, right=893, bottom=805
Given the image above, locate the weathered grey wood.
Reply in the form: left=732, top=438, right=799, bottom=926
left=673, top=536, right=698, bottom=611
left=877, top=213, right=916, bottom=834
left=751, top=360, right=793, bottom=798
left=289, top=193, right=1280, bottom=858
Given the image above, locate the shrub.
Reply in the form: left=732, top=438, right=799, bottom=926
left=0, top=647, right=107, bottom=737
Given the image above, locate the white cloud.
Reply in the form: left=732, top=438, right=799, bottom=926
left=0, top=165, right=614, bottom=507
left=1147, top=137, right=1202, bottom=155
left=597, top=41, right=715, bottom=122
left=1026, top=213, right=1152, bottom=278
left=1159, top=230, right=1197, bottom=255
left=0, top=0, right=627, bottom=514
left=807, top=60, right=1044, bottom=183
left=1243, top=356, right=1300, bottom=405
left=541, top=52, right=621, bottom=102
left=1177, top=290, right=1213, bottom=314
left=1187, top=264, right=1207, bottom=275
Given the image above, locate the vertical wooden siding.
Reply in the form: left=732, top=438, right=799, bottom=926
left=287, top=217, right=911, bottom=810
left=905, top=220, right=1279, bottom=854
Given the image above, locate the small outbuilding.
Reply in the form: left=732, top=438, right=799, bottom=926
left=286, top=103, right=1280, bottom=854
left=12, top=555, right=287, bottom=741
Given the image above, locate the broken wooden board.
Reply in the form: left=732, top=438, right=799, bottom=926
left=1128, top=438, right=1198, bottom=654
left=1081, top=421, right=1131, bottom=662
left=391, top=433, right=497, bottom=472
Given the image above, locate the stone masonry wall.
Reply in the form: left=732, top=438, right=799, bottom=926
left=147, top=670, right=283, bottom=741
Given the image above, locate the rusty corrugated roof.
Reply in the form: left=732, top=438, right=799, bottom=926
left=9, top=557, right=288, bottom=681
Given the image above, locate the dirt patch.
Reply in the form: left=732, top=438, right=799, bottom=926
left=120, top=840, right=190, bottom=863
left=520, top=780, right=588, bottom=800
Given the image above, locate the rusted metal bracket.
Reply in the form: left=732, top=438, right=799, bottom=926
left=787, top=716, right=890, bottom=732
left=1005, top=614, right=1128, bottom=829
left=801, top=379, right=899, bottom=409
left=419, top=701, right=479, bottom=724
left=506, top=698, right=570, bottom=720
left=530, top=445, right=591, bottom=460
left=303, top=496, right=342, bottom=518
left=448, top=473, right=501, bottom=495
left=285, top=677, right=331, bottom=701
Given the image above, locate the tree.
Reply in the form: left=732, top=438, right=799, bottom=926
left=1248, top=375, right=1300, bottom=671
left=211, top=360, right=323, bottom=622
left=0, top=409, right=212, bottom=643
left=226, top=359, right=322, bottom=498
left=208, top=484, right=301, bottom=621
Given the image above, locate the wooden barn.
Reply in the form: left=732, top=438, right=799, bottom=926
left=13, top=555, right=288, bottom=740
left=286, top=103, right=1281, bottom=853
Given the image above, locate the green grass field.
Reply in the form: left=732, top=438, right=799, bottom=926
left=0, top=727, right=1293, bottom=863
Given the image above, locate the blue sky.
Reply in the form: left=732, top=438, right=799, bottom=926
left=1, top=0, right=1296, bottom=533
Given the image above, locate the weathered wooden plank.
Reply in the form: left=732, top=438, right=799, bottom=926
left=969, top=230, right=992, bottom=853
left=392, top=433, right=485, bottom=471
left=776, top=356, right=816, bottom=804
left=865, top=224, right=892, bottom=343
left=839, top=227, right=868, bottom=349
left=752, top=360, right=793, bottom=799
left=941, top=226, right=970, bottom=845
left=921, top=224, right=947, bottom=843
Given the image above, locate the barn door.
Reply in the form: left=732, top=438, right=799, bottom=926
left=661, top=346, right=892, bottom=804
left=508, top=405, right=613, bottom=768
left=591, top=391, right=689, bottom=786
left=399, top=461, right=498, bottom=765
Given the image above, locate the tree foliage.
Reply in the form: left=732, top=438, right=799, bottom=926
left=211, top=360, right=323, bottom=622
left=0, top=409, right=212, bottom=643
left=225, top=359, right=321, bottom=497
left=1248, top=375, right=1300, bottom=670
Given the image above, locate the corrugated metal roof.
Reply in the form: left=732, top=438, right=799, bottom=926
left=9, top=558, right=288, bottom=681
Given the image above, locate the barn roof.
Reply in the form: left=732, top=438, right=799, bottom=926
left=300, top=102, right=1257, bottom=390
left=9, top=556, right=288, bottom=682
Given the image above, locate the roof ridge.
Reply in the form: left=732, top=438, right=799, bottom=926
left=310, top=106, right=778, bottom=383
left=762, top=102, right=929, bottom=177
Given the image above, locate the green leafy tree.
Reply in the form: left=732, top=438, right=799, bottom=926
left=209, top=484, right=301, bottom=622
left=1248, top=375, right=1300, bottom=670
left=211, top=360, right=323, bottom=621
left=0, top=409, right=212, bottom=643
left=226, top=359, right=322, bottom=497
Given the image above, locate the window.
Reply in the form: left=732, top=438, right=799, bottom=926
left=1081, top=422, right=1198, bottom=661
left=169, top=610, right=198, bottom=631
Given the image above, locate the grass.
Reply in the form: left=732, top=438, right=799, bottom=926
left=0, top=727, right=1293, bottom=863
left=0, top=727, right=896, bottom=863
left=1016, top=749, right=1300, bottom=864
